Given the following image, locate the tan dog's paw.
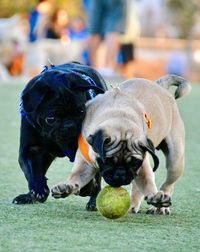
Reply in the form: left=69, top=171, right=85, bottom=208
left=145, top=191, right=171, bottom=208
left=146, top=206, right=171, bottom=215
left=51, top=183, right=80, bottom=199
left=129, top=205, right=141, bottom=214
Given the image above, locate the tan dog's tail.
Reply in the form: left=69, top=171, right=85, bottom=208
left=156, top=74, right=191, bottom=99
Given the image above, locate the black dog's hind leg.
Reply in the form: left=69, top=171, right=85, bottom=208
left=79, top=172, right=101, bottom=211
left=13, top=146, right=55, bottom=204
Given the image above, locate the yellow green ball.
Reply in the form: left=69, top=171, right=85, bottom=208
left=96, top=185, right=131, bottom=219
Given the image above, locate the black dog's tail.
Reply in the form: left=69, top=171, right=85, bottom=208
left=156, top=74, right=191, bottom=99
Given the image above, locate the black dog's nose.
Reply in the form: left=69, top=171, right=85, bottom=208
left=64, top=121, right=75, bottom=128
left=64, top=121, right=77, bottom=136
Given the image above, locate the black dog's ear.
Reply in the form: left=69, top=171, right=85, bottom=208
left=22, top=81, right=48, bottom=114
left=65, top=72, right=105, bottom=94
left=139, top=138, right=159, bottom=172
left=87, top=130, right=110, bottom=162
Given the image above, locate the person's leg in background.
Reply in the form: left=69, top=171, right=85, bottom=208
left=102, top=0, right=127, bottom=75
left=88, top=35, right=101, bottom=68
left=87, top=0, right=127, bottom=75
left=104, top=32, right=120, bottom=74
left=87, top=0, right=103, bottom=68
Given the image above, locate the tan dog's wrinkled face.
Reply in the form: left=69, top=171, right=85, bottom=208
left=87, top=124, right=159, bottom=187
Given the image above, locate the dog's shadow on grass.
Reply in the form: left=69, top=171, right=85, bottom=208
left=2, top=196, right=190, bottom=231
left=43, top=198, right=176, bottom=225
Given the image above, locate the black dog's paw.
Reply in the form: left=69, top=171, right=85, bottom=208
left=30, top=188, right=50, bottom=203
left=12, top=192, right=35, bottom=204
left=86, top=196, right=97, bottom=211
left=12, top=188, right=49, bottom=204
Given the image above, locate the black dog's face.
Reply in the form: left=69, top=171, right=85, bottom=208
left=21, top=70, right=94, bottom=153
left=34, top=93, right=86, bottom=151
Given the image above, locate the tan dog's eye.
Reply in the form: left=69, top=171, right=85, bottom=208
left=104, top=137, right=111, bottom=145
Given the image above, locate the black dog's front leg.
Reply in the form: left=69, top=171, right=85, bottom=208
left=13, top=120, right=55, bottom=204
left=79, top=173, right=101, bottom=211
left=13, top=146, right=54, bottom=204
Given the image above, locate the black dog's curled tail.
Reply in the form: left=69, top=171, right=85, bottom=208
left=156, top=74, right=191, bottom=99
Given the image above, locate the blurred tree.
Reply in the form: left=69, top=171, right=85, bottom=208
left=0, top=0, right=37, bottom=17
left=52, top=0, right=83, bottom=18
left=167, top=0, right=200, bottom=38
left=0, top=0, right=83, bottom=18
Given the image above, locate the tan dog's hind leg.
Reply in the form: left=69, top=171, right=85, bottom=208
left=51, top=151, right=96, bottom=199
left=147, top=123, right=185, bottom=214
left=160, top=142, right=184, bottom=195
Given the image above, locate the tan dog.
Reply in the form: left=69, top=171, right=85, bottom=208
left=51, top=75, right=191, bottom=214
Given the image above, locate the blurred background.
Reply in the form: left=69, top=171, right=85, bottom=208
left=0, top=0, right=200, bottom=82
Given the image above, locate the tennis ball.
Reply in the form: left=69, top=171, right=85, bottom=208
left=96, top=185, right=131, bottom=219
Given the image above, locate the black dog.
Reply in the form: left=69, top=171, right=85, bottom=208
left=12, top=62, right=107, bottom=209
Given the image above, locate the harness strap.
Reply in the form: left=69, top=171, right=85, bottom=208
left=19, top=95, right=36, bottom=128
left=78, top=134, right=92, bottom=164
left=144, top=112, right=151, bottom=134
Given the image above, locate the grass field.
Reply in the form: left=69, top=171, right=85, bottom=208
left=0, top=81, right=200, bottom=252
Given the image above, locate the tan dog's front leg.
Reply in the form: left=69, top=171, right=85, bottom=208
left=51, top=151, right=96, bottom=199
left=129, top=180, right=144, bottom=213
left=129, top=155, right=158, bottom=213
left=134, top=154, right=171, bottom=210
left=134, top=155, right=158, bottom=201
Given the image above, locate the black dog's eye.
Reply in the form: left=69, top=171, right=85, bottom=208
left=45, top=117, right=56, bottom=126
left=79, top=109, right=85, bottom=115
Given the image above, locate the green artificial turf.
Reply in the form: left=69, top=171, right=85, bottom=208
left=0, top=81, right=200, bottom=252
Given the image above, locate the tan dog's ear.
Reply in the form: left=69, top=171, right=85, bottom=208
left=139, top=138, right=159, bottom=172
left=87, top=130, right=110, bottom=162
